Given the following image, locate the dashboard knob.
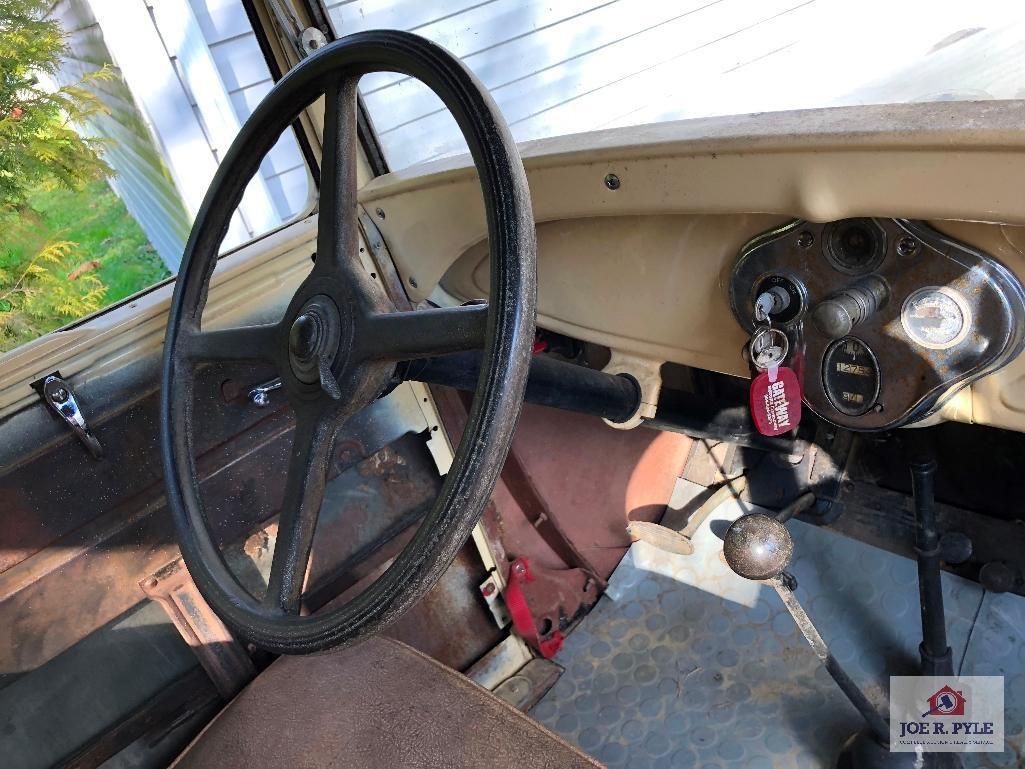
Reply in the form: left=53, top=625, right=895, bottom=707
left=812, top=275, right=889, bottom=340
left=812, top=299, right=854, bottom=338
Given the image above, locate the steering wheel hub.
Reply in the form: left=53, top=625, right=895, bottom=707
left=287, top=296, right=341, bottom=385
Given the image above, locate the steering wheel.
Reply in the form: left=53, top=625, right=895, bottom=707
left=160, top=31, right=536, bottom=654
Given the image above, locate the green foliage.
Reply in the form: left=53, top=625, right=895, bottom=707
left=0, top=237, right=104, bottom=344
left=0, top=181, right=170, bottom=352
left=0, top=0, right=165, bottom=353
left=0, top=0, right=111, bottom=211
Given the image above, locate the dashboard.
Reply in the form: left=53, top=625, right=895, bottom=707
left=359, top=100, right=1025, bottom=435
left=440, top=215, right=1025, bottom=433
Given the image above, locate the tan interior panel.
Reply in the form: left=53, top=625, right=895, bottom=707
left=444, top=214, right=785, bottom=375
left=362, top=101, right=1025, bottom=433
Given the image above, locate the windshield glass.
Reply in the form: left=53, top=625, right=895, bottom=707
left=324, top=0, right=1025, bottom=171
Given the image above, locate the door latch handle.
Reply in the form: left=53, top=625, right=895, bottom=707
left=38, top=374, right=104, bottom=459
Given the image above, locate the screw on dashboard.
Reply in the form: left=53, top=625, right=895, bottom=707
left=896, top=236, right=919, bottom=257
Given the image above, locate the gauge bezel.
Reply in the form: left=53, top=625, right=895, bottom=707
left=900, top=285, right=972, bottom=351
left=821, top=336, right=881, bottom=417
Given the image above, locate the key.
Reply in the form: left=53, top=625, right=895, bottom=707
left=754, top=292, right=775, bottom=323
left=749, top=327, right=789, bottom=372
left=753, top=287, right=791, bottom=323
left=747, top=326, right=801, bottom=436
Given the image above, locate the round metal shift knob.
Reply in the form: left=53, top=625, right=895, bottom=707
left=723, top=514, right=794, bottom=580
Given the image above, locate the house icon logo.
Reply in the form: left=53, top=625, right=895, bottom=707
left=921, top=685, right=967, bottom=717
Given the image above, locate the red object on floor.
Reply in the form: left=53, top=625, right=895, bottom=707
left=504, top=557, right=565, bottom=659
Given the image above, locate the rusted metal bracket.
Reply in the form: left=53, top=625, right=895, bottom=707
left=492, top=658, right=563, bottom=711
left=479, top=572, right=511, bottom=628
left=141, top=560, right=256, bottom=699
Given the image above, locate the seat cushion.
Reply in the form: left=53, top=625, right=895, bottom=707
left=172, top=636, right=603, bottom=769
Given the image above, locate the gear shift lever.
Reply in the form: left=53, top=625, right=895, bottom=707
left=722, top=509, right=932, bottom=769
left=722, top=514, right=890, bottom=743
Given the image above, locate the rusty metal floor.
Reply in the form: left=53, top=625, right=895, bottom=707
left=530, top=481, right=1025, bottom=768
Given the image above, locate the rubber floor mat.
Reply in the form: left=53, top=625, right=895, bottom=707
left=530, top=481, right=1025, bottom=768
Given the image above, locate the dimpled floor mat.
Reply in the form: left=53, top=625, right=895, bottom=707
left=530, top=482, right=1025, bottom=769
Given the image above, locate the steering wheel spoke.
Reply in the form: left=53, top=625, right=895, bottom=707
left=313, top=76, right=361, bottom=279
left=356, top=303, right=488, bottom=362
left=183, top=322, right=280, bottom=364
left=264, top=407, right=338, bottom=615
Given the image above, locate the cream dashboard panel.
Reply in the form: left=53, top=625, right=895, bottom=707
left=444, top=214, right=783, bottom=377
left=359, top=101, right=1025, bottom=433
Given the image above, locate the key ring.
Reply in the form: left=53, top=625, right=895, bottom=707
left=750, top=327, right=789, bottom=371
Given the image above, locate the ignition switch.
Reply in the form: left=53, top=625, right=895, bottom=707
left=754, top=286, right=791, bottom=322
left=751, top=274, right=805, bottom=325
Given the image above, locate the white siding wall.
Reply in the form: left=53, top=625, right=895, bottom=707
left=147, top=0, right=311, bottom=227
left=182, top=0, right=310, bottom=221
left=325, top=0, right=1025, bottom=171
left=55, top=0, right=311, bottom=269
left=52, top=0, right=192, bottom=271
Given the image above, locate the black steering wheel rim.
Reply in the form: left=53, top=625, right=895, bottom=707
left=160, top=30, right=536, bottom=654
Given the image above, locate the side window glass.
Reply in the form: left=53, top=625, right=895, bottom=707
left=0, top=0, right=312, bottom=355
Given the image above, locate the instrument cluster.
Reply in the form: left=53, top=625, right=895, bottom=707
left=729, top=218, right=1025, bottom=431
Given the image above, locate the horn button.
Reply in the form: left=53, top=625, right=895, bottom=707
left=287, top=295, right=342, bottom=385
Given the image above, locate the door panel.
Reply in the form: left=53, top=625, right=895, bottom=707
left=0, top=211, right=467, bottom=763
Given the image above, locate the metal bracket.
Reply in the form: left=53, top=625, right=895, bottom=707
left=33, top=372, right=104, bottom=459
left=141, top=559, right=256, bottom=699
left=298, top=25, right=328, bottom=56
left=503, top=557, right=598, bottom=659
left=479, top=574, right=511, bottom=629
left=266, top=0, right=326, bottom=58
left=601, top=351, right=663, bottom=429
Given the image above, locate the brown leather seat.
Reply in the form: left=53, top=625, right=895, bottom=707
left=173, top=636, right=603, bottom=768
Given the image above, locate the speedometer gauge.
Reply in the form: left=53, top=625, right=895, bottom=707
left=901, top=286, right=971, bottom=350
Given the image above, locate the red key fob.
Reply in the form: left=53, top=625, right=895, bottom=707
left=749, top=366, right=801, bottom=436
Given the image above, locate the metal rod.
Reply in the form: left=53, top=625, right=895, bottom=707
left=910, top=452, right=954, bottom=675
left=649, top=389, right=801, bottom=454
left=774, top=491, right=816, bottom=524
left=771, top=574, right=890, bottom=743
left=404, top=352, right=641, bottom=423
left=409, top=353, right=809, bottom=455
